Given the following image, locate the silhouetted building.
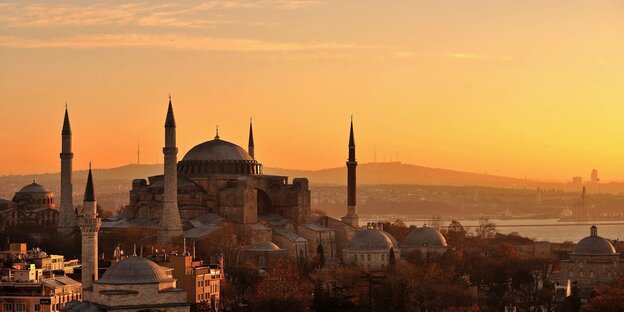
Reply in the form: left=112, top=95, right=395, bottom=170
left=0, top=268, right=81, bottom=312
left=343, top=224, right=400, bottom=270
left=0, top=181, right=58, bottom=229
left=402, top=226, right=448, bottom=256
left=591, top=169, right=599, bottom=183
left=554, top=226, right=623, bottom=300
left=169, top=253, right=222, bottom=308
left=571, top=176, right=582, bottom=186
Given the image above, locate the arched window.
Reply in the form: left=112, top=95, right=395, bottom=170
left=569, top=270, right=573, bottom=277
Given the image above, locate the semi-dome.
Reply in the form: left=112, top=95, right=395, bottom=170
left=98, top=256, right=174, bottom=285
left=178, top=136, right=262, bottom=176
left=403, top=226, right=447, bottom=248
left=243, top=240, right=282, bottom=252
left=17, top=181, right=51, bottom=194
left=572, top=226, right=617, bottom=255
left=346, top=228, right=399, bottom=252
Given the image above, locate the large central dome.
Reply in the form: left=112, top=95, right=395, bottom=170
left=178, top=136, right=262, bottom=176
left=182, top=138, right=253, bottom=162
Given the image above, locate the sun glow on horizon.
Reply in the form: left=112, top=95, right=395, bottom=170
left=1, top=0, right=624, bottom=181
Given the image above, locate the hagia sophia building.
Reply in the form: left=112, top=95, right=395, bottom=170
left=108, top=98, right=367, bottom=266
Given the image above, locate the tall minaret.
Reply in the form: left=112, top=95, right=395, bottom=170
left=80, top=164, right=101, bottom=290
left=248, top=118, right=255, bottom=159
left=341, top=117, right=359, bottom=227
left=58, top=106, right=77, bottom=232
left=159, top=96, right=183, bottom=245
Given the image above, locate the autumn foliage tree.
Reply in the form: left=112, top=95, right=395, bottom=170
left=250, top=258, right=312, bottom=312
left=581, top=276, right=624, bottom=312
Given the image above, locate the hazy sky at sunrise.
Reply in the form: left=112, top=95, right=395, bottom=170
left=1, top=0, right=623, bottom=181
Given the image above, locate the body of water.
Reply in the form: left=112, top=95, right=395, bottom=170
left=360, top=218, right=624, bottom=243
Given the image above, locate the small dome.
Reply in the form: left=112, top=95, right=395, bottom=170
left=98, top=257, right=174, bottom=285
left=244, top=240, right=282, bottom=252
left=573, top=226, right=616, bottom=255
left=403, top=226, right=447, bottom=248
left=17, top=181, right=50, bottom=194
left=183, top=139, right=253, bottom=162
left=346, top=229, right=398, bottom=252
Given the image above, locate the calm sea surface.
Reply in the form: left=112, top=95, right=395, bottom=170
left=360, top=218, right=624, bottom=243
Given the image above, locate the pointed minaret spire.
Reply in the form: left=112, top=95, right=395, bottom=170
left=348, top=115, right=355, bottom=160
left=79, top=161, right=101, bottom=290
left=62, top=105, right=72, bottom=135
left=84, top=162, right=95, bottom=202
left=165, top=96, right=176, bottom=128
left=159, top=96, right=183, bottom=245
left=342, top=116, right=359, bottom=227
left=215, top=125, right=220, bottom=140
left=58, top=105, right=77, bottom=232
left=248, top=118, right=255, bottom=159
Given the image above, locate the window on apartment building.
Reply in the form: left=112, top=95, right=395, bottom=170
left=367, top=254, right=371, bottom=261
left=34, top=304, right=40, bottom=312
left=3, top=303, right=13, bottom=311
left=198, top=281, right=201, bottom=288
left=15, top=304, right=26, bottom=312
left=381, top=254, right=385, bottom=261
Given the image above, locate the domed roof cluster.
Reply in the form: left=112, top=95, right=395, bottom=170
left=346, top=228, right=399, bottom=252
left=572, top=226, right=617, bottom=255
left=403, top=226, right=447, bottom=248
left=98, top=256, right=174, bottom=285
left=17, top=181, right=51, bottom=194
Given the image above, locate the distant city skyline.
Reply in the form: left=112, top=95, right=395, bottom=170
left=1, top=0, right=623, bottom=180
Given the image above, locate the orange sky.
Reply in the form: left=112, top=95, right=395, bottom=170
left=1, top=0, right=624, bottom=181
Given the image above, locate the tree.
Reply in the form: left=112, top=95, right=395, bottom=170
left=317, top=243, right=325, bottom=269
left=383, top=220, right=412, bottom=244
left=191, top=301, right=212, bottom=312
left=196, top=223, right=249, bottom=269
left=372, top=262, right=473, bottom=311
left=230, top=261, right=261, bottom=296
left=476, top=218, right=497, bottom=239
left=445, top=219, right=468, bottom=245
left=581, top=276, right=624, bottom=312
left=251, top=259, right=312, bottom=312
left=388, top=247, right=396, bottom=272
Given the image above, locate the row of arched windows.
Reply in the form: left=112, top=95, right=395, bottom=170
left=178, top=160, right=262, bottom=175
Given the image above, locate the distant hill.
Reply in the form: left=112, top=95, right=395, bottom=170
left=1, top=162, right=621, bottom=196
left=266, top=162, right=543, bottom=188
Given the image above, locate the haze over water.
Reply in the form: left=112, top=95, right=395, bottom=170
left=363, top=218, right=624, bottom=243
